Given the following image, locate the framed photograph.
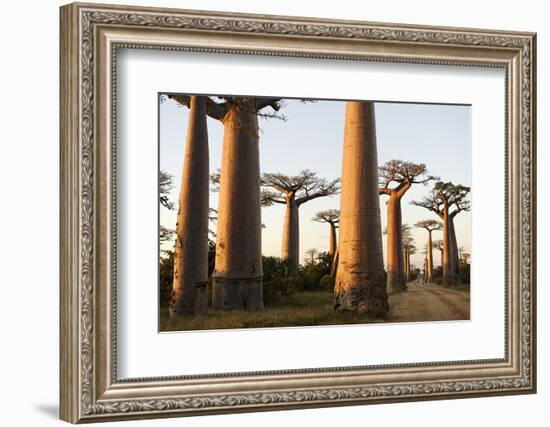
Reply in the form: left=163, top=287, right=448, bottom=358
left=60, top=2, right=537, bottom=423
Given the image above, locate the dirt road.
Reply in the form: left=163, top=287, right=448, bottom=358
left=387, top=282, right=470, bottom=322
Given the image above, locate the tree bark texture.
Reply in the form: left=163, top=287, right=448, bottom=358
left=334, top=101, right=388, bottom=317
left=386, top=194, right=407, bottom=293
left=170, top=96, right=209, bottom=316
left=442, top=207, right=460, bottom=286
left=407, top=252, right=412, bottom=281
left=449, top=217, right=460, bottom=281
left=427, top=230, right=434, bottom=282
left=212, top=108, right=263, bottom=310
left=281, top=197, right=300, bottom=271
left=329, top=223, right=337, bottom=259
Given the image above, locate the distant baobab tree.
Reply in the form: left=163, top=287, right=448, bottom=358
left=160, top=226, right=175, bottom=243
left=305, top=248, right=319, bottom=264
left=334, top=101, right=388, bottom=317
left=159, top=170, right=175, bottom=243
left=261, top=170, right=339, bottom=271
left=312, top=209, right=340, bottom=260
left=459, top=246, right=471, bottom=264
left=412, top=181, right=470, bottom=285
left=415, top=219, right=442, bottom=282
left=400, top=224, right=415, bottom=282
left=379, top=160, right=437, bottom=293
left=168, top=95, right=283, bottom=313
left=159, top=170, right=175, bottom=210
left=403, top=236, right=416, bottom=282
left=433, top=239, right=444, bottom=268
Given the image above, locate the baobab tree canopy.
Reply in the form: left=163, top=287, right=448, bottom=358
left=261, top=170, right=339, bottom=207
left=415, top=219, right=442, bottom=232
left=312, top=209, right=340, bottom=225
left=378, top=160, right=438, bottom=196
left=169, top=94, right=284, bottom=122
left=412, top=181, right=471, bottom=218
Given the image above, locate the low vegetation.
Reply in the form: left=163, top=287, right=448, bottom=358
left=160, top=290, right=383, bottom=331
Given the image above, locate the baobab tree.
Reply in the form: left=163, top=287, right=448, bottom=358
left=261, top=170, right=339, bottom=271
left=423, top=255, right=429, bottom=284
left=168, top=96, right=209, bottom=316
left=412, top=181, right=470, bottom=286
left=160, top=226, right=174, bottom=243
left=334, top=101, right=388, bottom=317
left=401, top=225, right=416, bottom=282
left=312, top=209, right=340, bottom=260
left=159, top=170, right=175, bottom=210
left=169, top=95, right=283, bottom=311
left=433, top=239, right=444, bottom=268
left=159, top=170, right=175, bottom=243
left=305, top=248, right=319, bottom=264
left=379, top=160, right=437, bottom=293
left=415, top=219, right=442, bottom=282
left=403, top=237, right=416, bottom=281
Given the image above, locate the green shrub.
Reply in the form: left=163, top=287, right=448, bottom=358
left=459, top=262, right=470, bottom=284
left=318, top=274, right=334, bottom=290
left=159, top=250, right=174, bottom=307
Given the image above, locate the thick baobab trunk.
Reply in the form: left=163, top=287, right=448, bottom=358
left=423, top=257, right=429, bottom=283
left=329, top=223, right=337, bottom=259
left=212, top=108, right=263, bottom=311
left=449, top=218, right=460, bottom=281
left=334, top=101, right=388, bottom=317
left=427, top=230, right=434, bottom=282
left=408, top=252, right=412, bottom=281
left=402, top=248, right=408, bottom=281
left=404, top=249, right=411, bottom=281
left=330, top=247, right=339, bottom=279
left=281, top=197, right=300, bottom=270
left=170, top=96, right=209, bottom=316
left=442, top=207, right=459, bottom=286
left=442, top=208, right=451, bottom=283
left=386, top=195, right=407, bottom=293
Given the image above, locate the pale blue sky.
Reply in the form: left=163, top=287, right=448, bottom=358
left=160, top=97, right=471, bottom=269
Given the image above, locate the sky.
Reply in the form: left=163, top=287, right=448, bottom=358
left=159, top=97, right=471, bottom=270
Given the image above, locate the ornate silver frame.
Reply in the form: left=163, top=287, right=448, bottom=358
left=59, top=2, right=537, bottom=423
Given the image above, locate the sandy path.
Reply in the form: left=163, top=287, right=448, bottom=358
left=387, top=282, right=470, bottom=323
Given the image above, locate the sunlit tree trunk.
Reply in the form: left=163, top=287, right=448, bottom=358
left=281, top=196, right=300, bottom=270
left=170, top=96, right=209, bottom=316
left=386, top=195, right=406, bottom=293
left=212, top=108, right=263, bottom=310
left=334, top=101, right=388, bottom=317
left=330, top=247, right=339, bottom=280
left=408, top=252, right=412, bottom=280
left=449, top=217, right=460, bottom=282
left=427, top=230, right=434, bottom=282
left=329, top=222, right=337, bottom=259
left=442, top=206, right=459, bottom=286
left=404, top=248, right=411, bottom=281
left=442, top=205, right=451, bottom=283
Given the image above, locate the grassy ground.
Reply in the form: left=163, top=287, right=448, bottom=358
left=160, top=291, right=384, bottom=332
